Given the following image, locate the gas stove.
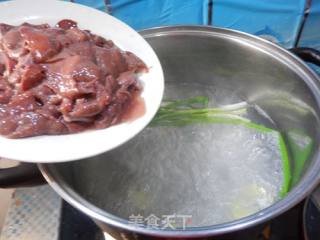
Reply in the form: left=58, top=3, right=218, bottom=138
left=0, top=186, right=315, bottom=240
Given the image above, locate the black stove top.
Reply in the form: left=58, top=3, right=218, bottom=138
left=59, top=202, right=104, bottom=240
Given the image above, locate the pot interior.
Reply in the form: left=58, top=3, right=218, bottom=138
left=46, top=27, right=320, bottom=230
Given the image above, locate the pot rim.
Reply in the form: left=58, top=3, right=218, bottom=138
left=39, top=26, right=320, bottom=237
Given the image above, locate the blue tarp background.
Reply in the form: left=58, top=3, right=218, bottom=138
left=0, top=0, right=319, bottom=54
left=109, top=0, right=209, bottom=30
left=62, top=0, right=209, bottom=30
left=67, top=0, right=309, bottom=48
left=299, top=0, right=320, bottom=51
left=211, top=0, right=307, bottom=48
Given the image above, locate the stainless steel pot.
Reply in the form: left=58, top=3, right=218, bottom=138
left=1, top=26, right=320, bottom=239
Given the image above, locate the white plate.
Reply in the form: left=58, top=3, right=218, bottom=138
left=0, top=0, right=164, bottom=162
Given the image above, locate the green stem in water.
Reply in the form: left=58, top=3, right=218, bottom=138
left=150, top=96, right=291, bottom=198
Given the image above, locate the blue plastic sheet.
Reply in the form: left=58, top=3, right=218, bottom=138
left=212, top=0, right=307, bottom=48
left=0, top=0, right=208, bottom=30
left=60, top=0, right=209, bottom=30
left=109, top=0, right=209, bottom=30
left=0, top=0, right=318, bottom=51
left=299, top=0, right=320, bottom=50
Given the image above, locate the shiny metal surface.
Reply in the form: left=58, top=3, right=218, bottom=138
left=0, top=186, right=61, bottom=240
left=39, top=26, right=320, bottom=239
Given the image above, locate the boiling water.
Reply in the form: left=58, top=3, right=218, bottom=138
left=74, top=83, right=285, bottom=227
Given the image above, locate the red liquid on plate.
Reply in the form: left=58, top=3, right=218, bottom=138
left=121, top=92, right=146, bottom=123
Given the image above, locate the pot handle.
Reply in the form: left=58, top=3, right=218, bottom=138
left=0, top=163, right=46, bottom=189
left=290, top=47, right=320, bottom=67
